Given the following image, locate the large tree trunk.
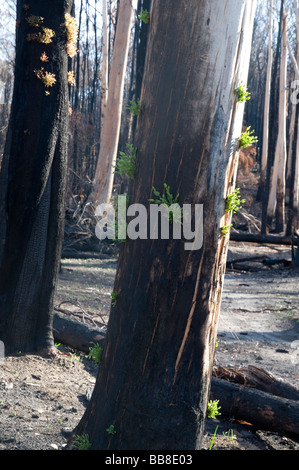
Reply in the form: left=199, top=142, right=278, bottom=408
left=0, top=0, right=72, bottom=354
left=267, top=10, right=288, bottom=233
left=73, top=0, right=256, bottom=450
left=88, top=0, right=134, bottom=206
left=291, top=1, right=299, bottom=233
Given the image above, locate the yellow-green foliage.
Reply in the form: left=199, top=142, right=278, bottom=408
left=65, top=13, right=79, bottom=58
left=34, top=68, right=56, bottom=88
left=27, top=27, right=55, bottom=44
left=67, top=70, right=76, bottom=86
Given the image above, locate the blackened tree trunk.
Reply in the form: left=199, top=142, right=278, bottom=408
left=0, top=0, right=73, bottom=354
left=131, top=0, right=151, bottom=142
left=267, top=9, right=287, bottom=233
left=261, top=0, right=284, bottom=234
left=74, top=0, right=256, bottom=450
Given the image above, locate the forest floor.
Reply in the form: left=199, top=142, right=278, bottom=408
left=0, top=241, right=298, bottom=451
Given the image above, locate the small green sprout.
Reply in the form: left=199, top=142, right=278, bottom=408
left=88, top=342, right=103, bottom=365
left=221, top=224, right=233, bottom=236
left=209, top=426, right=219, bottom=450
left=138, top=8, right=150, bottom=24
left=106, top=425, right=116, bottom=436
left=223, top=429, right=236, bottom=443
left=235, top=83, right=251, bottom=103
left=225, top=188, right=245, bottom=213
left=111, top=291, right=118, bottom=307
left=72, top=434, right=91, bottom=450
left=148, top=183, right=182, bottom=224
left=126, top=98, right=141, bottom=116
left=239, top=126, right=258, bottom=149
left=207, top=399, right=221, bottom=419
left=114, top=144, right=137, bottom=180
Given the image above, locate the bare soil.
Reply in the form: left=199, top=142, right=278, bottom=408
left=0, top=241, right=298, bottom=451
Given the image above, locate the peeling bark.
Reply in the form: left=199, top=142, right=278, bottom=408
left=74, top=0, right=256, bottom=450
left=267, top=10, right=288, bottom=232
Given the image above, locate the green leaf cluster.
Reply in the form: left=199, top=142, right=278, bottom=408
left=126, top=99, right=141, bottom=116
left=207, top=400, right=221, bottom=419
left=225, top=188, right=245, bottom=214
left=138, top=8, right=150, bottom=24
left=239, top=126, right=258, bottom=149
left=220, top=224, right=233, bottom=236
left=235, top=83, right=251, bottom=103
left=148, top=183, right=182, bottom=224
left=72, top=434, right=91, bottom=450
left=88, top=342, right=103, bottom=365
left=106, top=425, right=116, bottom=436
left=114, top=144, right=137, bottom=180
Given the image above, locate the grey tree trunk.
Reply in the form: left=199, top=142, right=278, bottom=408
left=267, top=10, right=287, bottom=232
left=88, top=0, right=134, bottom=206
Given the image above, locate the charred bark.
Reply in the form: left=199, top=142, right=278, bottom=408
left=73, top=0, right=256, bottom=450
left=0, top=0, right=72, bottom=353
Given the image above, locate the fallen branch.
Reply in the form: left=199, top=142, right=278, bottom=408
left=53, top=311, right=106, bottom=354
left=213, top=365, right=299, bottom=401
left=210, top=376, right=299, bottom=437
left=230, top=232, right=299, bottom=246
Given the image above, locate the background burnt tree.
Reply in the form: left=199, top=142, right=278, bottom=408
left=73, top=0, right=256, bottom=450
left=0, top=0, right=73, bottom=353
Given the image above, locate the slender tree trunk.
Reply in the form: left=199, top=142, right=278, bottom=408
left=101, top=0, right=109, bottom=114
left=0, top=0, right=72, bottom=354
left=88, top=0, right=134, bottom=206
left=131, top=0, right=151, bottom=141
left=73, top=0, right=256, bottom=450
left=267, top=9, right=287, bottom=233
left=260, top=0, right=273, bottom=198
left=262, top=0, right=284, bottom=234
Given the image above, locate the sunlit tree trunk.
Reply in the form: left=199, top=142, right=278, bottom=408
left=101, top=0, right=109, bottom=120
left=267, top=9, right=287, bottom=233
left=74, top=0, right=256, bottom=450
left=88, top=0, right=134, bottom=206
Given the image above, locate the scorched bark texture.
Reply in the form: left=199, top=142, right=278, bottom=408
left=0, top=0, right=72, bottom=353
left=74, top=0, right=256, bottom=450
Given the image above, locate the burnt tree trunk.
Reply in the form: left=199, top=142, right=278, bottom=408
left=73, top=0, right=256, bottom=450
left=0, top=0, right=72, bottom=354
